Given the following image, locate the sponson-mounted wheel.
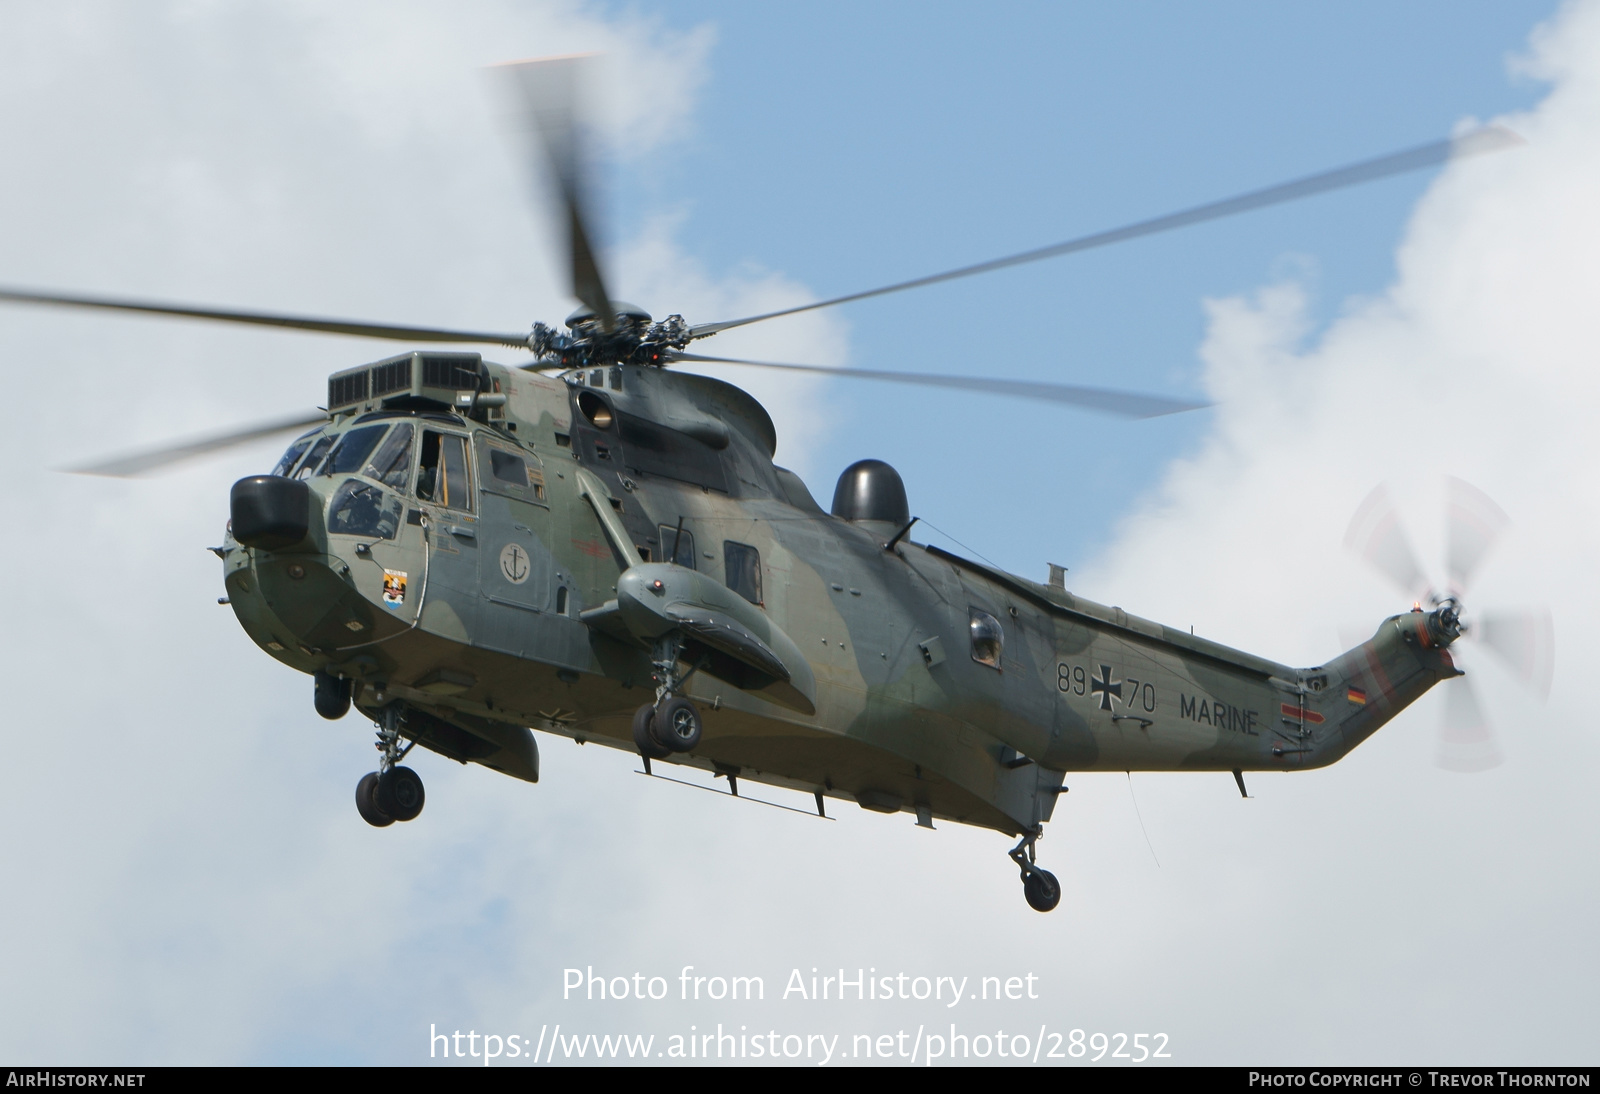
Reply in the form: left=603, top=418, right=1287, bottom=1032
left=650, top=696, right=703, bottom=753
left=377, top=766, right=426, bottom=822
left=355, top=772, right=394, bottom=828
left=1022, top=869, right=1061, bottom=913
left=633, top=703, right=670, bottom=760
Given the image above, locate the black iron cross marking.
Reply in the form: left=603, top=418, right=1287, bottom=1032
left=1090, top=664, right=1122, bottom=711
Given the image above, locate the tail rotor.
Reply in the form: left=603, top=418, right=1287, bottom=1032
left=1344, top=478, right=1554, bottom=772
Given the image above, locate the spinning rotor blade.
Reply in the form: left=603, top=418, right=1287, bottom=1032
left=690, top=126, right=1523, bottom=339
left=495, top=55, right=614, bottom=330
left=1439, top=675, right=1501, bottom=773
left=669, top=352, right=1208, bottom=418
left=1445, top=475, right=1510, bottom=594
left=66, top=411, right=326, bottom=477
left=0, top=287, right=532, bottom=348
left=1475, top=608, right=1555, bottom=701
left=1344, top=484, right=1431, bottom=600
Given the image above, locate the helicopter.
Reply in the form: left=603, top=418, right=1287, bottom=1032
left=0, top=58, right=1531, bottom=911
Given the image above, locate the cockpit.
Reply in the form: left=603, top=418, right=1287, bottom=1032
left=269, top=409, right=545, bottom=545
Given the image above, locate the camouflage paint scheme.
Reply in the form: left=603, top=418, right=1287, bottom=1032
left=223, top=356, right=1462, bottom=840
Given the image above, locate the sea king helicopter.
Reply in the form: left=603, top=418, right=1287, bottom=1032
left=0, top=59, right=1540, bottom=910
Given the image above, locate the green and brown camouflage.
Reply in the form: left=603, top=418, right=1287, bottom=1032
left=222, top=353, right=1463, bottom=845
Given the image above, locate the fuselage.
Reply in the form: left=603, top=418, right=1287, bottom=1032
left=222, top=355, right=1460, bottom=837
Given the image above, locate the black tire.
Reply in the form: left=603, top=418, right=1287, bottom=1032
left=651, top=696, right=702, bottom=753
left=377, top=766, right=426, bottom=822
left=1023, top=868, right=1061, bottom=913
left=355, top=772, right=394, bottom=827
left=633, top=703, right=670, bottom=760
left=314, top=670, right=351, bottom=720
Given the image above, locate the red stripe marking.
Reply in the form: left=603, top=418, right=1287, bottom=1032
left=1281, top=703, right=1325, bottom=724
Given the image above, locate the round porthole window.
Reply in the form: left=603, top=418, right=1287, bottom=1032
left=970, top=608, right=1003, bottom=669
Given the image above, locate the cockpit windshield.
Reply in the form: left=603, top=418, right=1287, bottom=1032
left=271, top=430, right=320, bottom=478
left=362, top=423, right=413, bottom=491
left=319, top=424, right=390, bottom=478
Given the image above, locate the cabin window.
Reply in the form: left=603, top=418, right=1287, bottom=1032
left=293, top=435, right=337, bottom=480
left=490, top=448, right=527, bottom=488
left=319, top=424, right=389, bottom=477
left=327, top=480, right=403, bottom=540
left=475, top=435, right=547, bottom=502
left=417, top=431, right=472, bottom=511
left=657, top=524, right=696, bottom=569
left=969, top=608, right=1004, bottom=670
left=272, top=432, right=318, bottom=477
left=724, top=541, right=763, bottom=605
left=364, top=423, right=413, bottom=491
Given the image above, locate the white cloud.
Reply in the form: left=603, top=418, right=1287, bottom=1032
left=0, top=1, right=847, bottom=1063
left=1062, top=0, right=1600, bottom=1059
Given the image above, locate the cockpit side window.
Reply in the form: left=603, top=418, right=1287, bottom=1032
left=417, top=430, right=472, bottom=511
left=364, top=423, right=414, bottom=491
left=293, top=435, right=337, bottom=480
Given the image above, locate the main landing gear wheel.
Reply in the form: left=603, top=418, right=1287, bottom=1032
left=651, top=696, right=703, bottom=753
left=1023, top=869, right=1061, bottom=913
left=355, top=772, right=394, bottom=828
left=633, top=703, right=670, bottom=760
left=377, top=766, right=425, bottom=821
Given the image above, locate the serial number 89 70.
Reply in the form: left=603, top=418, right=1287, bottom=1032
left=1062, top=1030, right=1170, bottom=1062
left=1057, top=663, right=1157, bottom=713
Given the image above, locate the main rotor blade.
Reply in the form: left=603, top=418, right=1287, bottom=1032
left=1445, top=476, right=1510, bottom=594
left=1344, top=484, right=1432, bottom=600
left=0, top=287, right=533, bottom=348
left=65, top=411, right=327, bottom=477
left=495, top=55, right=615, bottom=330
left=1438, top=675, right=1501, bottom=773
left=1475, top=607, right=1555, bottom=701
left=669, top=352, right=1209, bottom=418
left=690, top=126, right=1523, bottom=339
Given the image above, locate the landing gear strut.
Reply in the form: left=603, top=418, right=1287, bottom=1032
left=633, top=635, right=703, bottom=759
left=356, top=706, right=426, bottom=826
left=1009, top=829, right=1061, bottom=913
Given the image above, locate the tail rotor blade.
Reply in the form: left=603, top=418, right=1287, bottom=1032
left=1476, top=608, right=1556, bottom=701
left=1438, top=675, right=1501, bottom=773
left=1445, top=476, right=1510, bottom=595
left=495, top=55, right=615, bottom=330
left=1345, top=484, right=1431, bottom=600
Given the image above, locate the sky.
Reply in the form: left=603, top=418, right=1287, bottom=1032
left=0, top=0, right=1592, bottom=1067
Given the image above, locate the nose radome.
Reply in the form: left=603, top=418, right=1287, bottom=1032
left=231, top=475, right=313, bottom=550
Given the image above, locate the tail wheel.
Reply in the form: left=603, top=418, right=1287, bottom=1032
left=650, top=696, right=702, bottom=753
left=355, top=772, right=394, bottom=828
left=1023, top=869, right=1061, bottom=913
